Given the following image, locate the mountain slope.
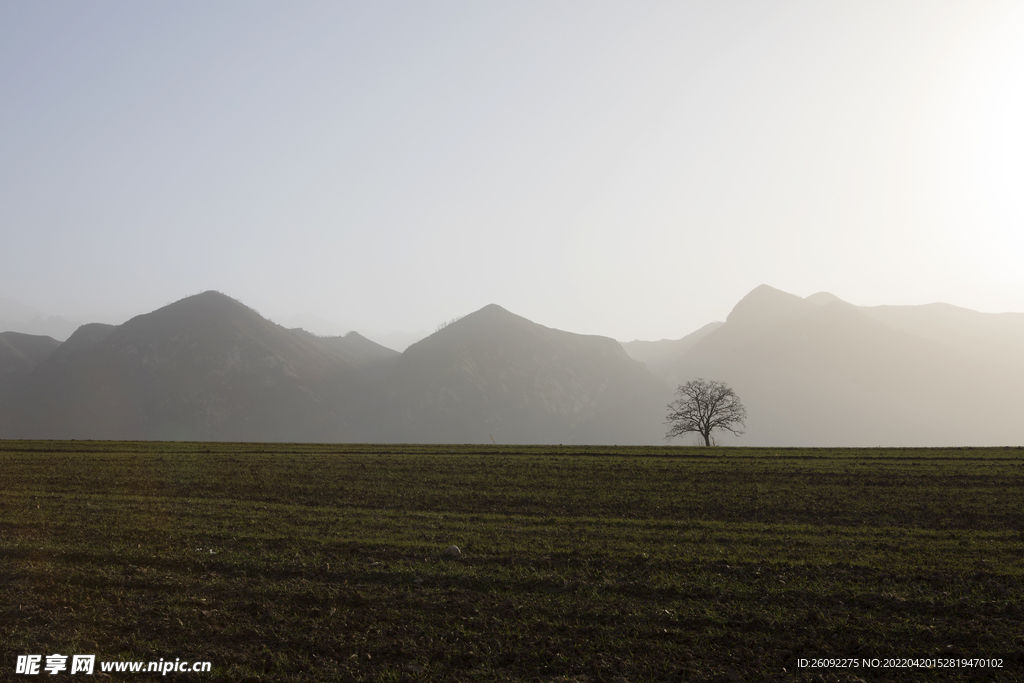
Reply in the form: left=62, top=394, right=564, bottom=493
left=7, top=287, right=1019, bottom=446
left=656, top=287, right=1024, bottom=446
left=683, top=285, right=824, bottom=363
left=2, top=292, right=391, bottom=441
left=859, top=302, right=1024, bottom=365
left=0, top=331, right=62, bottom=406
left=2, top=295, right=666, bottom=444
left=0, top=331, right=61, bottom=368
left=381, top=304, right=669, bottom=444
left=289, top=329, right=400, bottom=366
left=620, top=322, right=723, bottom=378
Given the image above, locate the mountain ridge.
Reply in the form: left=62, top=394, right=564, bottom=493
left=3, top=286, right=1021, bottom=446
left=643, top=286, right=1024, bottom=446
left=382, top=303, right=668, bottom=444
left=2, top=292, right=387, bottom=441
left=2, top=293, right=668, bottom=444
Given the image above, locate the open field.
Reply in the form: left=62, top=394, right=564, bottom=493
left=2, top=441, right=1022, bottom=681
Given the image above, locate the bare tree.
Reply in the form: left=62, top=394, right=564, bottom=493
left=665, top=378, right=746, bottom=446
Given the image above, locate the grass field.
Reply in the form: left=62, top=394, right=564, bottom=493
left=2, top=441, right=1022, bottom=681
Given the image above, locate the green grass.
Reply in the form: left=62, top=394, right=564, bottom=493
left=2, top=441, right=1022, bottom=681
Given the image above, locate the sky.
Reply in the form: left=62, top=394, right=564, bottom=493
left=2, top=1, right=1022, bottom=342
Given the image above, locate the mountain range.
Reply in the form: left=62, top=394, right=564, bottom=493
left=2, top=286, right=1022, bottom=445
left=625, top=285, right=1024, bottom=446
left=0, top=292, right=663, bottom=444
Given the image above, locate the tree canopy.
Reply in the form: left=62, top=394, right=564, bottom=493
left=665, top=378, right=746, bottom=446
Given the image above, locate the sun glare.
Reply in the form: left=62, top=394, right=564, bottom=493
left=921, top=4, right=1024, bottom=292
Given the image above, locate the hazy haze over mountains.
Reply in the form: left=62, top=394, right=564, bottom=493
left=0, top=297, right=126, bottom=342
left=639, top=285, right=1024, bottom=446
left=3, top=4, right=1023, bottom=444
left=381, top=304, right=665, bottom=444
left=2, top=287, right=1021, bottom=446
left=0, top=292, right=665, bottom=444
left=2, top=293, right=398, bottom=441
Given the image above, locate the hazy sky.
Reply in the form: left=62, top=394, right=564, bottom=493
left=2, top=1, right=1022, bottom=341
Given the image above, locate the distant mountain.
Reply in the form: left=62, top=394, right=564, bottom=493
left=0, top=331, right=61, bottom=370
left=1, top=293, right=666, bottom=444
left=684, top=285, right=821, bottom=361
left=1, top=292, right=397, bottom=441
left=274, top=311, right=430, bottom=352
left=859, top=301, right=1024, bottom=362
left=0, top=313, right=82, bottom=342
left=380, top=304, right=669, bottom=444
left=0, top=331, right=61, bottom=406
left=5, top=287, right=1020, bottom=445
left=363, top=329, right=429, bottom=353
left=620, top=322, right=723, bottom=378
left=632, top=285, right=1024, bottom=446
left=279, top=312, right=351, bottom=337
left=0, top=296, right=45, bottom=323
left=288, top=327, right=401, bottom=366
left=1, top=295, right=125, bottom=341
